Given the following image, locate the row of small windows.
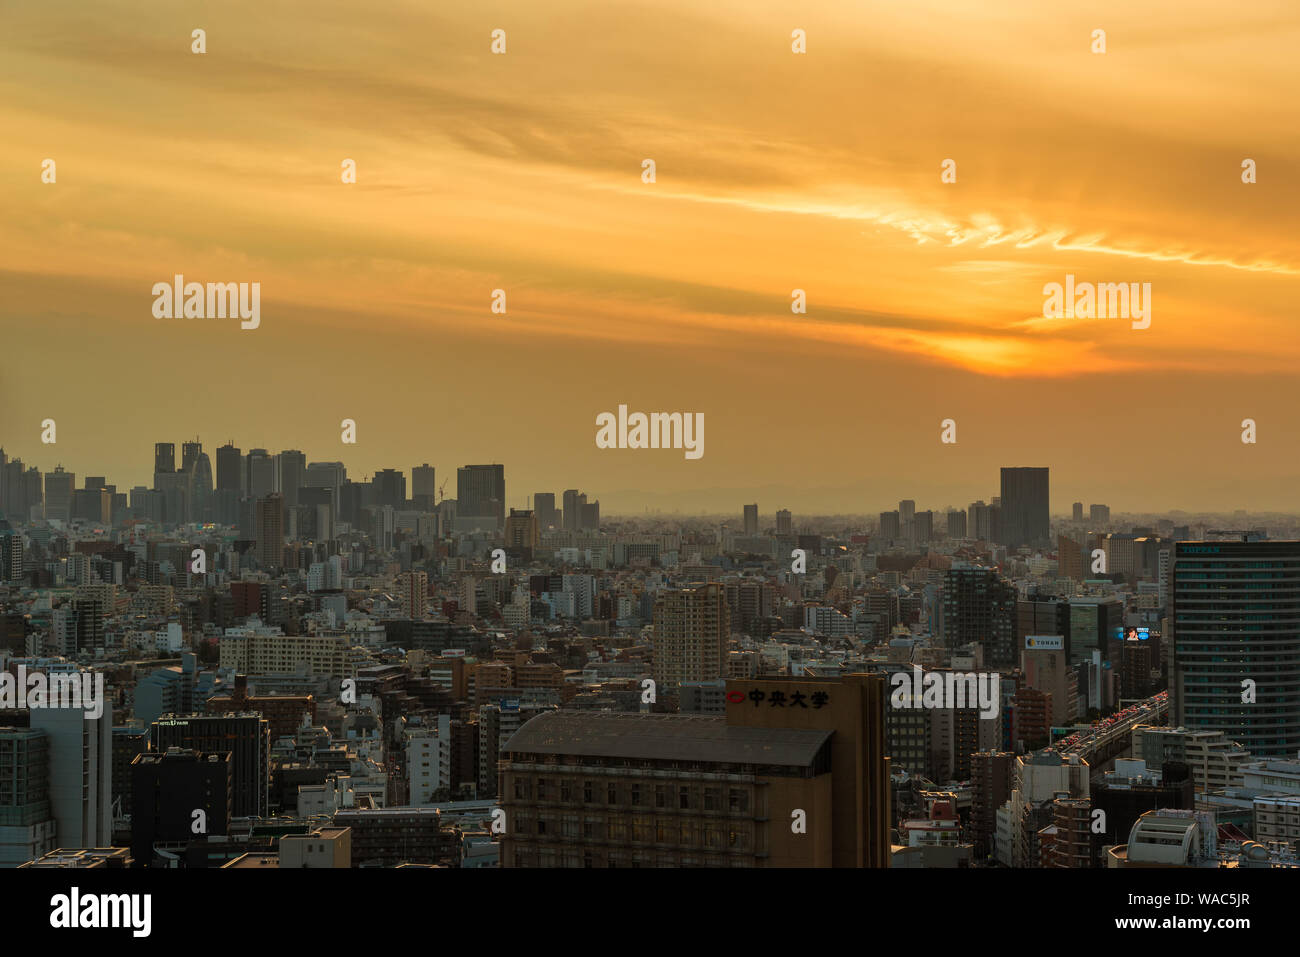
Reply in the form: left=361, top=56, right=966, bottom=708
left=510, top=815, right=752, bottom=848
left=513, top=778, right=750, bottom=812
left=513, top=849, right=748, bottom=868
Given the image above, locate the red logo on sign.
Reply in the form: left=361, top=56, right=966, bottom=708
left=725, top=691, right=745, bottom=704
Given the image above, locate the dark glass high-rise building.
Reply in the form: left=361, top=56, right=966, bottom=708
left=412, top=464, right=437, bottom=510
left=277, top=449, right=306, bottom=509
left=130, top=749, right=231, bottom=867
left=562, top=489, right=584, bottom=532
left=1000, top=467, right=1049, bottom=549
left=181, top=441, right=213, bottom=523
left=255, top=493, right=284, bottom=570
left=246, top=449, right=275, bottom=500
left=373, top=468, right=406, bottom=508
left=942, top=564, right=1017, bottom=667
left=533, top=492, right=557, bottom=530
left=458, top=464, right=505, bottom=530
left=215, top=442, right=242, bottom=492
left=150, top=713, right=269, bottom=818
left=1170, top=539, right=1300, bottom=757
left=154, top=442, right=175, bottom=476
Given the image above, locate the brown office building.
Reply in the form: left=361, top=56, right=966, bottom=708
left=499, top=673, right=890, bottom=868
left=332, top=807, right=459, bottom=868
left=206, top=674, right=316, bottom=742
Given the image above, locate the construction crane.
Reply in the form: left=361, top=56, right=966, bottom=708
left=436, top=479, right=449, bottom=504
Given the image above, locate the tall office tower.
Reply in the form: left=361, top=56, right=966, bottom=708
left=130, top=749, right=231, bottom=867
left=743, top=504, right=759, bottom=536
left=580, top=500, right=600, bottom=532
left=942, top=564, right=1017, bottom=667
left=43, top=466, right=75, bottom=522
left=304, top=461, right=346, bottom=509
left=899, top=500, right=916, bottom=524
left=0, top=727, right=54, bottom=865
left=968, top=501, right=991, bottom=541
left=277, top=450, right=306, bottom=509
left=151, top=713, right=270, bottom=818
left=1000, top=467, right=1050, bottom=549
left=457, top=465, right=505, bottom=531
left=505, top=509, right=540, bottom=551
left=373, top=468, right=406, bottom=508
left=652, top=583, right=730, bottom=702
left=946, top=509, right=967, bottom=539
left=255, top=494, right=284, bottom=570
left=878, top=510, right=901, bottom=541
left=179, top=440, right=199, bottom=474
left=412, top=464, right=437, bottom=510
left=246, top=449, right=276, bottom=500
left=29, top=703, right=113, bottom=851
left=1090, top=504, right=1111, bottom=527
left=154, top=442, right=175, bottom=476
left=1, top=453, right=25, bottom=518
left=0, top=515, right=23, bottom=582
left=1171, top=539, right=1300, bottom=757
left=562, top=489, right=583, bottom=532
left=215, top=442, right=242, bottom=492
left=776, top=509, right=793, bottom=536
left=185, top=443, right=213, bottom=523
left=154, top=468, right=192, bottom=526
left=71, top=484, right=110, bottom=525
left=1072, top=502, right=1084, bottom=523
left=337, top=481, right=365, bottom=526
left=397, top=571, right=429, bottom=619
left=913, top=510, right=934, bottom=544
left=532, top=492, right=557, bottom=530
left=17, top=467, right=41, bottom=522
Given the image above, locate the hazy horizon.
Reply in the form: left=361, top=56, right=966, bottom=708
left=4, top=0, right=1298, bottom=513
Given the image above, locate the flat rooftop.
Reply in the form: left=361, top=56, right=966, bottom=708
left=503, top=711, right=832, bottom=767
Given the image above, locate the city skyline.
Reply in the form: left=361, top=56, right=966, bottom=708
left=6, top=436, right=1300, bottom=518
left=4, top=1, right=1300, bottom=515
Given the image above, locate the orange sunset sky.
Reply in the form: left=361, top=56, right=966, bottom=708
left=2, top=0, right=1298, bottom=514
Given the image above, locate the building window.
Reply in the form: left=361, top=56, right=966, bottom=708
left=608, top=784, right=618, bottom=805
left=729, top=789, right=749, bottom=813
left=583, top=781, right=593, bottom=803
left=655, top=785, right=667, bottom=809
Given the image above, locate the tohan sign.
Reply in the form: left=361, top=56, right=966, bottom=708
left=1025, top=635, right=1064, bottom=650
